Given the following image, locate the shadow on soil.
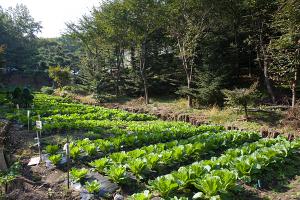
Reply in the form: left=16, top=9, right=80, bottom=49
left=249, top=110, right=283, bottom=127
left=236, top=152, right=300, bottom=199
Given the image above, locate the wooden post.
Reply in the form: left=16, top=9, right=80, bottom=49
left=67, top=134, right=70, bottom=189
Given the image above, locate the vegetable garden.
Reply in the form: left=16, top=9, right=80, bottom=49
left=3, top=94, right=300, bottom=200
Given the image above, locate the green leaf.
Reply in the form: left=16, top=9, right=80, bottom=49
left=149, top=175, right=178, bottom=197
left=89, top=157, right=109, bottom=173
left=85, top=180, right=101, bottom=194
left=107, top=165, right=126, bottom=184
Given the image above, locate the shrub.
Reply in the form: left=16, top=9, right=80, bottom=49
left=222, top=82, right=259, bottom=119
left=48, top=66, right=71, bottom=89
left=7, top=87, right=34, bottom=108
left=41, top=86, right=54, bottom=95
left=63, top=85, right=89, bottom=95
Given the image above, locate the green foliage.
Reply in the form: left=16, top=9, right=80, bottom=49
left=41, top=86, right=54, bottom=95
left=82, top=143, right=97, bottom=156
left=48, top=154, right=62, bottom=165
left=149, top=175, right=178, bottom=197
left=127, top=159, right=147, bottom=179
left=70, top=146, right=81, bottom=159
left=0, top=45, right=5, bottom=69
left=107, top=165, right=126, bottom=184
left=85, top=180, right=101, bottom=194
left=110, top=151, right=127, bottom=164
left=89, top=158, right=109, bottom=173
left=70, top=168, right=88, bottom=183
left=0, top=162, right=21, bottom=187
left=222, top=82, right=259, bottom=118
left=48, top=66, right=72, bottom=89
left=45, top=144, right=59, bottom=155
left=7, top=87, right=34, bottom=108
left=0, top=4, right=41, bottom=71
left=191, top=70, right=225, bottom=107
left=128, top=190, right=152, bottom=200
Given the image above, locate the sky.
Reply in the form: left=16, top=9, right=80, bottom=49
left=0, top=0, right=101, bottom=38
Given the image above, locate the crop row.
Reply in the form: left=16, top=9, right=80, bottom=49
left=65, top=135, right=278, bottom=200
left=64, top=125, right=225, bottom=158
left=133, top=137, right=300, bottom=199
left=59, top=130, right=260, bottom=189
left=33, top=94, right=157, bottom=121
left=87, top=130, right=260, bottom=182
left=41, top=119, right=223, bottom=138
left=5, top=93, right=157, bottom=123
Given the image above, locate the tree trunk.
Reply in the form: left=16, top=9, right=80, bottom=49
left=263, top=59, right=276, bottom=104
left=187, top=76, right=192, bottom=108
left=139, top=42, right=149, bottom=104
left=292, top=68, right=298, bottom=107
left=258, top=23, right=276, bottom=104
left=177, top=38, right=193, bottom=108
left=243, top=103, right=248, bottom=120
left=257, top=48, right=276, bottom=104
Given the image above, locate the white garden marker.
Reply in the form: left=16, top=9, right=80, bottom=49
left=35, top=116, right=43, bottom=161
left=16, top=104, right=20, bottom=115
left=64, top=135, right=70, bottom=189
left=28, top=116, right=43, bottom=166
left=27, top=110, right=30, bottom=132
left=36, top=120, right=42, bottom=130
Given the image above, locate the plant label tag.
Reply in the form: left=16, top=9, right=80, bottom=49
left=257, top=179, right=261, bottom=188
left=63, top=143, right=69, bottom=155
left=28, top=156, right=40, bottom=166
left=16, top=104, right=19, bottom=109
left=36, top=121, right=42, bottom=129
left=27, top=110, right=30, bottom=118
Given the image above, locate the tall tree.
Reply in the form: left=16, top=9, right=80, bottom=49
left=0, top=4, right=41, bottom=71
left=125, top=0, right=167, bottom=104
left=269, top=0, right=300, bottom=107
left=244, top=0, right=278, bottom=104
left=166, top=0, right=213, bottom=108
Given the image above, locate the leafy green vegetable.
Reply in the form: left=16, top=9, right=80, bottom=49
left=110, top=151, right=127, bottom=164
left=149, top=175, right=178, bottom=197
left=89, top=158, right=109, bottom=173
left=46, top=145, right=59, bottom=155
left=107, top=165, right=126, bottom=184
left=85, top=180, right=101, bottom=194
left=70, top=146, right=81, bottom=159
left=70, top=168, right=88, bottom=183
left=48, top=154, right=62, bottom=165
left=83, top=144, right=97, bottom=156
left=128, top=159, right=147, bottom=179
left=193, top=175, right=221, bottom=197
left=128, top=190, right=152, bottom=200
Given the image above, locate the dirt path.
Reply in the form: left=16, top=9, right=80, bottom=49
left=4, top=122, right=80, bottom=200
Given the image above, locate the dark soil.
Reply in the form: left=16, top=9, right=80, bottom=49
left=4, top=122, right=80, bottom=200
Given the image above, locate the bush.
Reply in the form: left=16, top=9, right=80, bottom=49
left=7, top=87, right=34, bottom=108
left=48, top=66, right=71, bottom=89
left=222, top=82, right=259, bottom=119
left=41, top=86, right=54, bottom=95
left=176, top=70, right=224, bottom=107
left=63, top=85, right=89, bottom=95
